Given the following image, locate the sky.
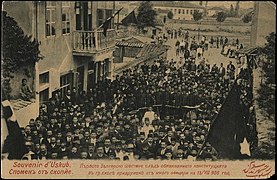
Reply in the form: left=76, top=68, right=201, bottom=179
left=205, top=1, right=254, bottom=9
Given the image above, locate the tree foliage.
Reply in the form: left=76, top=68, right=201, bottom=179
left=260, top=32, right=275, bottom=84
left=137, top=1, right=157, bottom=29
left=242, top=12, right=253, bottom=23
left=192, top=11, right=203, bottom=22
left=216, top=12, right=227, bottom=23
left=167, top=11, right=173, bottom=20
left=2, top=11, right=42, bottom=99
left=257, top=32, right=275, bottom=117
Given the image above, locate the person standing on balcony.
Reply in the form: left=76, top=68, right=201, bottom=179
left=20, top=78, right=33, bottom=101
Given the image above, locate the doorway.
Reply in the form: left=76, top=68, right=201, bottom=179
left=77, top=66, right=84, bottom=92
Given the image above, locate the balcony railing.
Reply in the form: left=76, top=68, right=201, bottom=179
left=73, top=29, right=116, bottom=52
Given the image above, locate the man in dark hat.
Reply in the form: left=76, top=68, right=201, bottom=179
left=143, top=134, right=158, bottom=156
left=156, top=141, right=167, bottom=159
left=135, top=132, right=146, bottom=153
left=69, top=146, right=80, bottom=159
left=164, top=149, right=173, bottom=160
left=80, top=149, right=88, bottom=159
left=174, top=148, right=185, bottom=160
left=103, top=138, right=114, bottom=156
left=218, top=63, right=226, bottom=78
left=199, top=142, right=218, bottom=160
left=87, top=143, right=95, bottom=159
left=139, top=143, right=154, bottom=160
left=92, top=145, right=109, bottom=160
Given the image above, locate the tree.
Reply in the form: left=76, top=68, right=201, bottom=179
left=137, top=1, right=157, bottom=30
left=193, top=11, right=203, bottom=41
left=167, top=11, right=173, bottom=20
left=242, top=12, right=253, bottom=23
left=2, top=11, right=42, bottom=99
left=193, top=11, right=203, bottom=22
left=216, top=12, right=227, bottom=28
left=257, top=32, right=275, bottom=117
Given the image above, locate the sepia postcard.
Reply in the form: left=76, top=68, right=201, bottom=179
left=1, top=1, right=275, bottom=179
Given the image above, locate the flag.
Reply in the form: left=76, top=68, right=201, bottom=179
left=99, top=7, right=123, bottom=37
left=2, top=100, right=28, bottom=159
left=206, top=82, right=248, bottom=159
left=102, top=17, right=112, bottom=37
left=122, top=10, right=138, bottom=26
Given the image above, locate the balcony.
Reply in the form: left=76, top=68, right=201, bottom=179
left=73, top=29, right=116, bottom=55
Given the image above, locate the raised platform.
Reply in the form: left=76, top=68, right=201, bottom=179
left=9, top=99, right=38, bottom=127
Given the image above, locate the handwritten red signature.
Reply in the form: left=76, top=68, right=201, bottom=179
left=242, top=161, right=272, bottom=178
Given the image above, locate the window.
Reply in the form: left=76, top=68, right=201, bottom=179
left=187, top=10, right=189, bottom=14
left=60, top=73, right=73, bottom=97
left=75, top=2, right=81, bottom=30
left=97, top=8, right=112, bottom=28
left=46, top=1, right=56, bottom=36
left=88, top=2, right=92, bottom=30
left=105, top=9, right=113, bottom=29
left=97, top=9, right=105, bottom=27
left=62, top=1, right=70, bottom=34
left=39, top=72, right=49, bottom=85
left=190, top=10, right=193, bottom=15
left=183, top=9, right=185, bottom=14
left=62, top=1, right=70, bottom=7
left=178, top=9, right=181, bottom=14
left=39, top=88, right=49, bottom=104
left=174, top=9, right=177, bottom=14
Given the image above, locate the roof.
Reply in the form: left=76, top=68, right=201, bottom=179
left=116, top=41, right=144, bottom=48
left=138, top=44, right=167, bottom=58
left=208, top=7, right=225, bottom=11
left=236, top=47, right=259, bottom=55
left=156, top=9, right=170, bottom=14
left=152, top=1, right=205, bottom=9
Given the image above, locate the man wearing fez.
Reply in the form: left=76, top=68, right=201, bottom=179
left=135, top=132, right=146, bottom=152
left=140, top=118, right=154, bottom=138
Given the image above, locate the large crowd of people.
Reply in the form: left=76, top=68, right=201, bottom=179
left=15, top=30, right=256, bottom=161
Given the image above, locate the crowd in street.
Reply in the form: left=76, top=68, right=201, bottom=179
left=17, top=29, right=256, bottom=161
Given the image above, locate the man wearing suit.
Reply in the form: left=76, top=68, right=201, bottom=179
left=218, top=63, right=226, bottom=78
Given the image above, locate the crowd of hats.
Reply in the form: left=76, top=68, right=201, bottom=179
left=20, top=50, right=242, bottom=160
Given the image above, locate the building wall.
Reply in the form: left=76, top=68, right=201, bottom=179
left=34, top=2, right=76, bottom=98
left=124, top=47, right=141, bottom=58
left=154, top=6, right=204, bottom=20
left=251, top=2, right=276, bottom=47
left=4, top=1, right=116, bottom=101
left=207, top=10, right=222, bottom=17
left=9, top=65, right=35, bottom=99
